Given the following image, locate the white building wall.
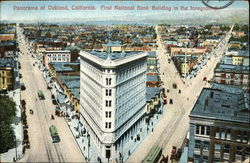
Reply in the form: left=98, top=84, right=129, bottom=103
left=80, top=52, right=147, bottom=160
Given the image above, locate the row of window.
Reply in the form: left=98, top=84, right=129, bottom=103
left=47, top=54, right=70, bottom=57
left=194, top=146, right=250, bottom=163
left=49, top=58, right=70, bottom=62
left=117, top=63, right=146, bottom=83
left=81, top=61, right=102, bottom=83
left=195, top=125, right=210, bottom=136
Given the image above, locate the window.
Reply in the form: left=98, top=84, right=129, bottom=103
left=246, top=147, right=250, bottom=157
left=221, top=128, right=225, bottom=139
left=242, top=131, right=248, bottom=143
left=203, top=141, right=209, bottom=150
left=224, top=144, right=230, bottom=153
left=237, top=130, right=242, bottom=142
left=105, top=100, right=112, bottom=107
left=105, top=122, right=111, bottom=129
left=195, top=140, right=201, bottom=148
left=202, top=156, right=208, bottom=163
left=106, top=89, right=112, bottom=96
left=196, top=125, right=200, bottom=134
left=201, top=126, right=205, bottom=135
left=236, top=146, right=243, bottom=155
left=106, top=78, right=112, bottom=85
left=105, top=122, right=108, bottom=128
left=108, top=122, right=111, bottom=128
left=105, top=111, right=111, bottom=118
left=194, top=154, right=200, bottom=163
left=215, top=144, right=221, bottom=152
left=206, top=126, right=210, bottom=136
left=226, top=129, right=231, bottom=140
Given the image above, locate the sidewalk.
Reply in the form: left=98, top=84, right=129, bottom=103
left=1, top=89, right=24, bottom=162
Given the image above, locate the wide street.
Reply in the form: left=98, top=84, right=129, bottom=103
left=16, top=26, right=85, bottom=162
left=127, top=25, right=233, bottom=162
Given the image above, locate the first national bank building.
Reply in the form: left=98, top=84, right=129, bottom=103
left=80, top=46, right=147, bottom=160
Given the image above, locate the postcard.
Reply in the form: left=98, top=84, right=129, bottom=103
left=0, top=0, right=249, bottom=163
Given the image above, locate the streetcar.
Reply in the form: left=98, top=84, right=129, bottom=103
left=49, top=125, right=60, bottom=143
left=37, top=90, right=45, bottom=100
left=143, top=146, right=162, bottom=163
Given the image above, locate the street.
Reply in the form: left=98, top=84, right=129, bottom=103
left=126, top=25, right=233, bottom=162
left=16, top=26, right=86, bottom=162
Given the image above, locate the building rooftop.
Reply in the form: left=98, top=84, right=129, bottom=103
left=85, top=50, right=141, bottom=61
left=50, top=62, right=79, bottom=72
left=147, top=75, right=158, bottom=82
left=190, top=84, right=250, bottom=124
left=105, top=41, right=123, bottom=47
left=146, top=87, right=163, bottom=102
left=148, top=51, right=156, bottom=58
left=59, top=75, right=80, bottom=100
left=0, top=57, right=15, bottom=68
left=215, top=63, right=249, bottom=73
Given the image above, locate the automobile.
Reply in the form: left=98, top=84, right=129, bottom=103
left=203, top=77, right=207, bottom=81
left=164, top=98, right=167, bottom=104
left=20, top=83, right=26, bottom=90
left=178, top=89, right=181, bottom=94
left=169, top=98, right=173, bottom=104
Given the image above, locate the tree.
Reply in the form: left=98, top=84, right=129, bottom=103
left=0, top=122, right=16, bottom=153
left=45, top=31, right=51, bottom=38
left=0, top=96, right=16, bottom=124
left=0, top=95, right=17, bottom=153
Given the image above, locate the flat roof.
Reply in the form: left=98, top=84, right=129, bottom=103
left=59, top=75, right=80, bottom=100
left=190, top=84, right=250, bottom=123
left=148, top=51, right=156, bottom=58
left=105, top=41, right=123, bottom=47
left=80, top=50, right=148, bottom=68
left=50, top=62, right=79, bottom=72
left=215, top=63, right=249, bottom=73
left=147, top=75, right=158, bottom=82
left=146, top=87, right=162, bottom=102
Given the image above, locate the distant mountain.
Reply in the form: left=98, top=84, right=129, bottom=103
left=1, top=7, right=248, bottom=25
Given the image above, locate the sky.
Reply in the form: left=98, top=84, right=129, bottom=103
left=0, top=1, right=249, bottom=22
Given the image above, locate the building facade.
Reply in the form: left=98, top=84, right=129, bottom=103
left=43, top=50, right=71, bottom=67
left=0, top=58, right=15, bottom=91
left=80, top=49, right=147, bottom=160
left=213, top=54, right=250, bottom=93
left=188, top=84, right=250, bottom=163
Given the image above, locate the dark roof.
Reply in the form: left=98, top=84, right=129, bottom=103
left=146, top=87, right=163, bottom=102
left=190, top=84, right=249, bottom=123
left=50, top=62, right=79, bottom=72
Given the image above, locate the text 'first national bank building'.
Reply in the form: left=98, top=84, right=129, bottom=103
left=79, top=45, right=148, bottom=160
